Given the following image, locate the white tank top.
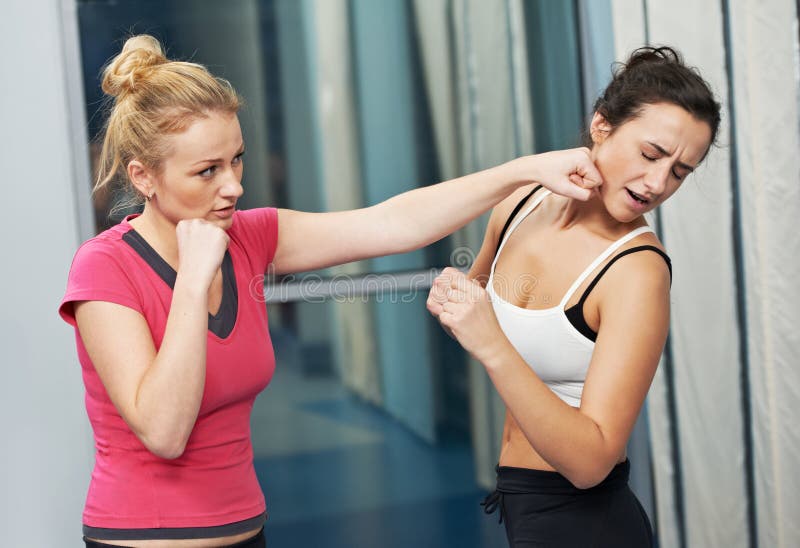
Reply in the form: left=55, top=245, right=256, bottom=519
left=486, top=189, right=654, bottom=407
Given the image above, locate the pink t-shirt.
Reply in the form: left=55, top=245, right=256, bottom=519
left=58, top=208, right=278, bottom=530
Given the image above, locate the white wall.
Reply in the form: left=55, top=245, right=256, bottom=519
left=0, top=1, right=94, bottom=546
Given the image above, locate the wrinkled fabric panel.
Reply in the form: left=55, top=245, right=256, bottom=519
left=728, top=1, right=800, bottom=546
left=609, top=1, right=749, bottom=547
left=648, top=2, right=749, bottom=547
left=312, top=0, right=382, bottom=405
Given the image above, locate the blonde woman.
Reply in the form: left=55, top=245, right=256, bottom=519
left=59, top=35, right=605, bottom=547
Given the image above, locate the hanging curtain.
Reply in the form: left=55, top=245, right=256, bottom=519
left=726, top=1, right=800, bottom=546
left=311, top=0, right=382, bottom=404
left=610, top=1, right=800, bottom=547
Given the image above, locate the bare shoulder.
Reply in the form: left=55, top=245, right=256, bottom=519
left=487, top=183, right=542, bottom=234
left=600, top=230, right=672, bottom=301
left=631, top=228, right=668, bottom=254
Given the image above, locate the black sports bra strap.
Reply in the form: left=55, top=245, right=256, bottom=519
left=495, top=185, right=543, bottom=256
left=576, top=245, right=672, bottom=306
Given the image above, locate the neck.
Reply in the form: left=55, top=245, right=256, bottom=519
left=554, top=188, right=642, bottom=239
left=129, top=205, right=180, bottom=269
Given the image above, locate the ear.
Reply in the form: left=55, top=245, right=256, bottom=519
left=589, top=112, right=613, bottom=145
left=127, top=160, right=156, bottom=199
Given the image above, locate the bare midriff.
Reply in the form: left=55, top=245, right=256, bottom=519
left=85, top=526, right=261, bottom=547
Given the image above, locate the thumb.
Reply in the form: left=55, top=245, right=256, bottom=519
left=562, top=176, right=592, bottom=201
left=574, top=156, right=604, bottom=189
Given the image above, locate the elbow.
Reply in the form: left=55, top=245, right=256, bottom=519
left=140, top=431, right=189, bottom=460
left=566, top=461, right=618, bottom=490
left=570, top=474, right=605, bottom=490
left=129, top=401, right=195, bottom=459
left=151, top=444, right=186, bottom=461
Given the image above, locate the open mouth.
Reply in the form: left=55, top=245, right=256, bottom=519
left=213, top=205, right=236, bottom=219
left=626, top=188, right=649, bottom=205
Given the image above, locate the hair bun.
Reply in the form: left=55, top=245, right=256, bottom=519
left=624, top=46, right=682, bottom=71
left=101, top=35, right=167, bottom=98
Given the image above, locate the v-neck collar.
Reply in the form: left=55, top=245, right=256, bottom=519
left=121, top=219, right=238, bottom=339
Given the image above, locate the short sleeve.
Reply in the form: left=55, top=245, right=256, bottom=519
left=58, top=240, right=144, bottom=327
left=231, top=207, right=279, bottom=273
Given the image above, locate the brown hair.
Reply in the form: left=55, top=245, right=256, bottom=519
left=95, top=35, right=241, bottom=209
left=589, top=46, right=721, bottom=152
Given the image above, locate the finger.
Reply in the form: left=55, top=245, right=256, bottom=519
left=427, top=298, right=443, bottom=316
left=435, top=272, right=455, bottom=287
left=570, top=163, right=602, bottom=190
left=559, top=178, right=592, bottom=201
left=429, top=286, right=448, bottom=303
left=431, top=280, right=450, bottom=295
left=568, top=175, right=595, bottom=202
left=445, top=288, right=467, bottom=303
left=431, top=277, right=450, bottom=294
left=432, top=276, right=450, bottom=296
left=569, top=173, right=597, bottom=202
left=438, top=311, right=454, bottom=329
left=575, top=155, right=605, bottom=188
left=448, top=272, right=472, bottom=292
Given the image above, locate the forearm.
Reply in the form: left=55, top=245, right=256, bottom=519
left=483, top=343, right=617, bottom=488
left=373, top=161, right=528, bottom=253
left=135, top=274, right=208, bottom=458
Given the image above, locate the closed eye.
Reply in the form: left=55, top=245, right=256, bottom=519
left=642, top=152, right=684, bottom=181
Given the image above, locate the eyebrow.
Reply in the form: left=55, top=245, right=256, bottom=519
left=191, top=144, right=246, bottom=166
left=646, top=141, right=695, bottom=172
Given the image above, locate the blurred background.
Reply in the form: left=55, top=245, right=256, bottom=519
left=2, top=0, right=799, bottom=547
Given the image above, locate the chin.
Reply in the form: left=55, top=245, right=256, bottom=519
left=602, top=189, right=651, bottom=223
left=209, top=216, right=234, bottom=229
left=605, top=201, right=644, bottom=224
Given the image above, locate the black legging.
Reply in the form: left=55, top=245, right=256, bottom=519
left=482, top=460, right=653, bottom=547
left=84, top=527, right=266, bottom=548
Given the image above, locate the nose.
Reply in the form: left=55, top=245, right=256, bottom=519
left=221, top=171, right=244, bottom=199
left=644, top=165, right=669, bottom=197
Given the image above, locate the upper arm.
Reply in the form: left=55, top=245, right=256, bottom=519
left=59, top=241, right=156, bottom=444
left=74, top=301, right=156, bottom=441
left=578, top=250, right=672, bottom=458
left=272, top=208, right=386, bottom=274
left=232, top=207, right=279, bottom=273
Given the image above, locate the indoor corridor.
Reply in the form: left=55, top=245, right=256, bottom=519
left=251, top=328, right=508, bottom=547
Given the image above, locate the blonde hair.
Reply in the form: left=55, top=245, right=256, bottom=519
left=95, top=35, right=241, bottom=209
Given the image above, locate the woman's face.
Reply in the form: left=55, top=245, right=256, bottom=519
left=148, top=110, right=245, bottom=230
left=590, top=102, right=712, bottom=223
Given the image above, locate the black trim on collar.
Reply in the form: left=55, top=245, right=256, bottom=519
left=122, top=229, right=238, bottom=339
